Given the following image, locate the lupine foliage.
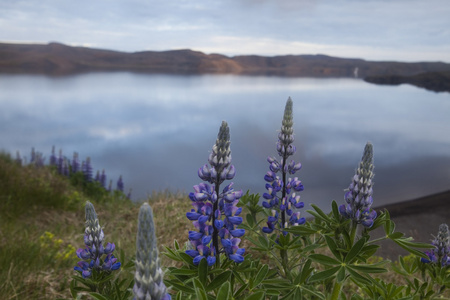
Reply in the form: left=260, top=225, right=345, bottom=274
left=1, top=98, right=449, bottom=299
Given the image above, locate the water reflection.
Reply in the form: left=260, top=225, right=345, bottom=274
left=1, top=73, right=449, bottom=211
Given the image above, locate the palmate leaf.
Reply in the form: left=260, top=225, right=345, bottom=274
left=88, top=292, right=110, bottom=300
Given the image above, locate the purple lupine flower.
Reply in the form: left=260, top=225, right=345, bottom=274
left=72, top=152, right=80, bottom=173
left=339, top=142, right=377, bottom=228
left=50, top=146, right=57, bottom=166
left=261, top=98, right=305, bottom=234
left=82, top=157, right=93, bottom=182
left=186, top=121, right=245, bottom=266
left=74, top=201, right=121, bottom=278
left=116, top=175, right=124, bottom=192
left=100, top=169, right=107, bottom=188
left=57, top=149, right=64, bottom=174
left=133, top=203, right=171, bottom=300
left=421, top=224, right=450, bottom=267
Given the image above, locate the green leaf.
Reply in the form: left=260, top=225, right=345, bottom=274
left=388, top=232, right=404, bottom=240
left=345, top=237, right=366, bottom=263
left=331, top=200, right=340, bottom=221
left=165, top=280, right=195, bottom=294
left=309, top=254, right=340, bottom=266
left=169, top=268, right=198, bottom=276
left=245, top=291, right=265, bottom=300
left=336, top=266, right=346, bottom=283
left=216, top=281, right=231, bottom=300
left=350, top=265, right=387, bottom=273
left=206, top=271, right=231, bottom=292
left=346, top=267, right=371, bottom=285
left=88, top=292, right=110, bottom=300
left=284, top=225, right=317, bottom=235
left=193, top=278, right=207, bottom=300
left=393, top=239, right=430, bottom=259
left=299, top=259, right=313, bottom=284
left=310, top=204, right=333, bottom=222
left=308, top=266, right=341, bottom=282
left=250, top=264, right=269, bottom=289
left=246, top=213, right=255, bottom=227
left=324, top=235, right=342, bottom=261
left=174, top=239, right=180, bottom=250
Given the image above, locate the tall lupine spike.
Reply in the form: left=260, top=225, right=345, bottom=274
left=57, top=149, right=64, bottom=174
left=100, top=169, right=107, bottom=188
left=261, top=98, right=305, bottom=234
left=422, top=223, right=450, bottom=266
left=74, top=201, right=120, bottom=278
left=339, top=142, right=377, bottom=227
left=133, top=203, right=170, bottom=300
left=117, top=175, right=124, bottom=192
left=186, top=121, right=245, bottom=266
left=50, top=146, right=57, bottom=166
left=83, top=157, right=93, bottom=182
left=72, top=152, right=80, bottom=173
left=30, top=147, right=36, bottom=164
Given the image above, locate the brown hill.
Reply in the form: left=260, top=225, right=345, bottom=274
left=2, top=42, right=450, bottom=82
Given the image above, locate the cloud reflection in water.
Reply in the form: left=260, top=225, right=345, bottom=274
left=0, top=73, right=449, bottom=211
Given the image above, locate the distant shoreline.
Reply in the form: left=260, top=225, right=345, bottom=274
left=1, top=42, right=450, bottom=93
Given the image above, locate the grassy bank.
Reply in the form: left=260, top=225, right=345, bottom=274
left=0, top=152, right=191, bottom=299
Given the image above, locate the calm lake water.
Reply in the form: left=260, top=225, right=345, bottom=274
left=1, top=73, right=449, bottom=211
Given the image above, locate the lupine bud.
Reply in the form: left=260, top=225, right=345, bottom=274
left=339, top=142, right=377, bottom=227
left=422, top=224, right=450, bottom=266
left=133, top=203, right=170, bottom=300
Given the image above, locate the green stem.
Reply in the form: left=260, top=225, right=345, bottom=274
left=330, top=281, right=342, bottom=300
left=280, top=248, right=290, bottom=279
left=350, top=221, right=357, bottom=246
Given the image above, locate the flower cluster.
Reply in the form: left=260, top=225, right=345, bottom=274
left=133, top=203, right=171, bottom=300
left=339, top=142, right=377, bottom=227
left=74, top=201, right=121, bottom=278
left=261, top=98, right=305, bottom=234
left=421, top=223, right=450, bottom=266
left=186, top=121, right=245, bottom=266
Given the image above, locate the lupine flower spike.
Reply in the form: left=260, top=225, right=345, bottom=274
left=186, top=121, right=245, bottom=266
left=133, top=203, right=170, bottom=300
left=74, top=201, right=120, bottom=278
left=261, top=97, right=305, bottom=234
left=339, top=142, right=377, bottom=228
left=422, top=223, right=450, bottom=266
left=117, top=175, right=124, bottom=192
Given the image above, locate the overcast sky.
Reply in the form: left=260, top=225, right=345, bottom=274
left=1, top=0, right=450, bottom=62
